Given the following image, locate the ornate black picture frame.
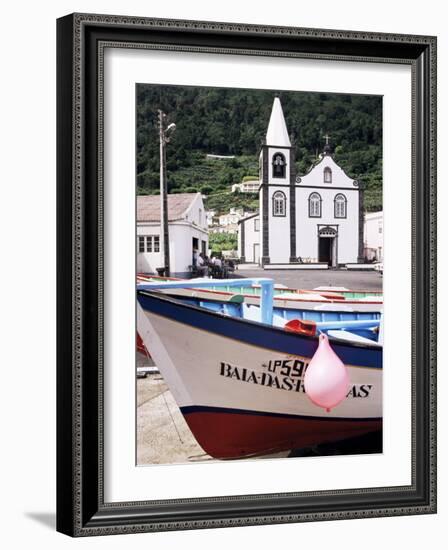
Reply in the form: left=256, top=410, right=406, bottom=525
left=56, top=13, right=437, bottom=536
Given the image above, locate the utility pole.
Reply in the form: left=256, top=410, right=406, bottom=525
left=158, top=110, right=176, bottom=276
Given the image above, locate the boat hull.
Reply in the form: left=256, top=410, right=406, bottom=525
left=182, top=407, right=381, bottom=459
left=137, top=291, right=382, bottom=459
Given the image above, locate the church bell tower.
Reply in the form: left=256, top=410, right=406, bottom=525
left=259, top=97, right=297, bottom=265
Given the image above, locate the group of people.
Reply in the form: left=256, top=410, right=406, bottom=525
left=192, top=250, right=234, bottom=279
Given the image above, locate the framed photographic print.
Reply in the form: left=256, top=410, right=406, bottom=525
left=56, top=13, right=437, bottom=536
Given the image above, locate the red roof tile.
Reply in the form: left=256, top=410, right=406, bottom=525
left=137, top=193, right=198, bottom=222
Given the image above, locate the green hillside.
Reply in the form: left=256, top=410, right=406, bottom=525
left=136, top=85, right=382, bottom=213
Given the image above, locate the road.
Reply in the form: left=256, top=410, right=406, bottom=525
left=235, top=266, right=382, bottom=291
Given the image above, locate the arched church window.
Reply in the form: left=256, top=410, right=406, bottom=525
left=272, top=153, right=286, bottom=178
left=324, top=167, right=332, bottom=183
left=272, top=191, right=287, bottom=217
left=334, top=193, right=347, bottom=218
left=308, top=192, right=322, bottom=218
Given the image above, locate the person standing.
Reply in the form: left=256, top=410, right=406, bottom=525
left=197, top=253, right=209, bottom=277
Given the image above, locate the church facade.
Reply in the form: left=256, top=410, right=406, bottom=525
left=238, top=97, right=364, bottom=268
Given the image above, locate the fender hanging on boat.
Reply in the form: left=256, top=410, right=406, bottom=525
left=304, top=333, right=350, bottom=412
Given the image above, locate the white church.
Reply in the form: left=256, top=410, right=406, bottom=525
left=238, top=97, right=364, bottom=269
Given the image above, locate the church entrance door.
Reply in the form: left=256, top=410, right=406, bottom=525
left=318, top=236, right=333, bottom=266
left=318, top=225, right=338, bottom=267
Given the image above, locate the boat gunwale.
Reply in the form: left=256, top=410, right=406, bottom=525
left=136, top=275, right=383, bottom=305
left=163, top=286, right=384, bottom=306
left=137, top=289, right=383, bottom=354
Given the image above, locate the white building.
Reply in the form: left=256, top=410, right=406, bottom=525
left=218, top=208, right=244, bottom=226
left=238, top=97, right=363, bottom=268
left=231, top=180, right=260, bottom=193
left=210, top=223, right=239, bottom=235
left=205, top=210, right=216, bottom=226
left=137, top=192, right=208, bottom=277
left=238, top=213, right=260, bottom=263
left=364, top=211, right=383, bottom=261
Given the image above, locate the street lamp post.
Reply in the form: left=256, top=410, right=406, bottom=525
left=158, top=110, right=176, bottom=276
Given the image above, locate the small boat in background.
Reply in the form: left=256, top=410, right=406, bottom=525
left=311, top=286, right=382, bottom=300
left=137, top=278, right=382, bottom=460
left=137, top=274, right=383, bottom=313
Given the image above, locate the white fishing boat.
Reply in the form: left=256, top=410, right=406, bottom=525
left=137, top=278, right=382, bottom=459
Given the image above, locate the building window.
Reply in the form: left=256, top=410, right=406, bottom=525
left=137, top=235, right=160, bottom=253
left=254, top=218, right=260, bottom=231
left=324, top=167, right=332, bottom=183
left=272, top=153, right=286, bottom=178
left=334, top=194, right=347, bottom=218
left=378, top=224, right=383, bottom=234
left=308, top=192, right=322, bottom=218
left=272, top=191, right=286, bottom=217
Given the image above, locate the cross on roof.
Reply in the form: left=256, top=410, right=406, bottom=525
left=324, top=133, right=330, bottom=145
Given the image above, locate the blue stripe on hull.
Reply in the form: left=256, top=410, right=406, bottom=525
left=138, top=291, right=382, bottom=369
left=181, top=405, right=382, bottom=422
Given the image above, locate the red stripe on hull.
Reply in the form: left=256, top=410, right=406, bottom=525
left=136, top=332, right=151, bottom=358
left=183, top=411, right=382, bottom=459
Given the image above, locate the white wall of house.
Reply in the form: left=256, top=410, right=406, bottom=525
left=238, top=216, right=260, bottom=263
left=170, top=222, right=209, bottom=273
left=205, top=210, right=215, bottom=226
left=137, top=222, right=208, bottom=276
left=364, top=211, right=383, bottom=261
left=136, top=224, right=162, bottom=274
left=219, top=208, right=245, bottom=226
left=137, top=194, right=209, bottom=276
left=232, top=180, right=260, bottom=193
left=184, top=194, right=208, bottom=229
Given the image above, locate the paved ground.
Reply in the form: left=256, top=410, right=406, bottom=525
left=137, top=370, right=212, bottom=465
left=234, top=266, right=383, bottom=291
left=137, top=356, right=289, bottom=465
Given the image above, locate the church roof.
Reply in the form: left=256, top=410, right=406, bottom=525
left=237, top=212, right=259, bottom=224
left=137, top=193, right=199, bottom=222
left=266, top=97, right=291, bottom=147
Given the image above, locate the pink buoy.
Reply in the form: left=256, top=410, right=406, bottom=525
left=304, top=333, right=350, bottom=412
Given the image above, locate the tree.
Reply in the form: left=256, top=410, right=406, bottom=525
left=136, top=84, right=383, bottom=209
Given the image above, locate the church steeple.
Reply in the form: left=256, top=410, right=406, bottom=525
left=266, top=97, right=291, bottom=147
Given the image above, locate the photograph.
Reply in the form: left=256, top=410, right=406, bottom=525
left=53, top=6, right=437, bottom=537
left=135, top=84, right=384, bottom=465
